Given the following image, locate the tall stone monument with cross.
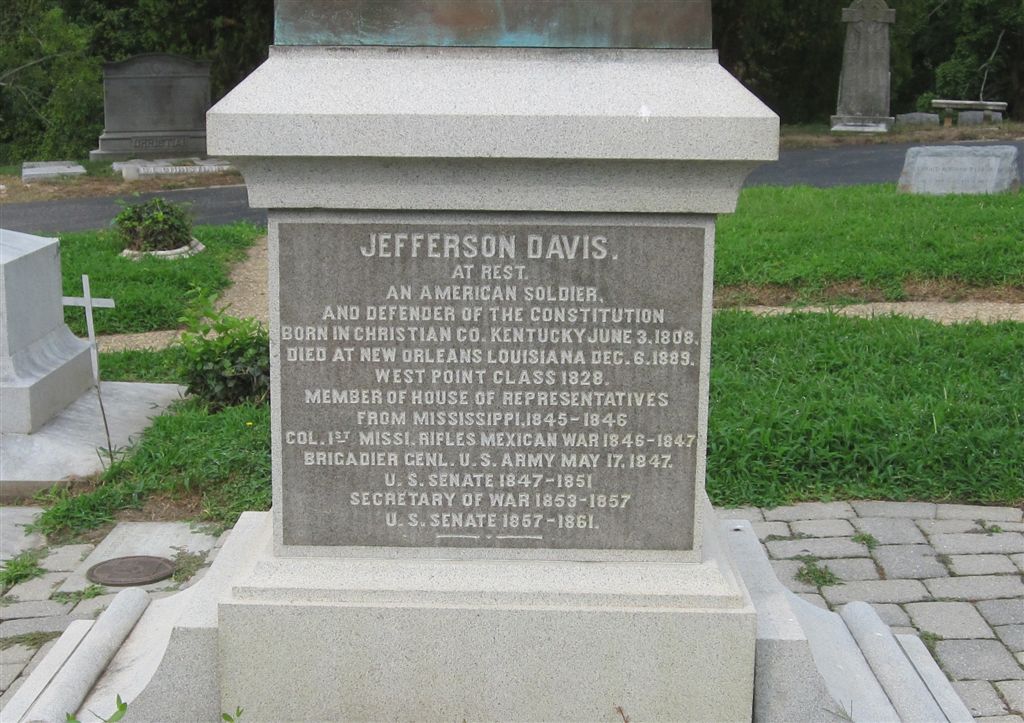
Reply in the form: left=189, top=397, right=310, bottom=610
left=831, top=0, right=897, bottom=132
left=203, top=1, right=778, bottom=716
left=204, top=0, right=778, bottom=719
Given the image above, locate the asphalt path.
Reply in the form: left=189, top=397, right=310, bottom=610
left=2, top=140, right=1021, bottom=234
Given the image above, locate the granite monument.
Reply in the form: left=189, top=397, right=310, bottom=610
left=831, top=0, right=896, bottom=132
left=203, top=2, right=778, bottom=719
left=0, top=230, right=92, bottom=434
left=90, top=54, right=210, bottom=161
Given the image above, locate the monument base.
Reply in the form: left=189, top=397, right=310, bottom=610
left=0, top=328, right=92, bottom=434
left=89, top=131, right=207, bottom=162
left=1, top=229, right=93, bottom=434
left=830, top=115, right=895, bottom=133
left=21, top=511, right=970, bottom=723
left=217, top=501, right=756, bottom=722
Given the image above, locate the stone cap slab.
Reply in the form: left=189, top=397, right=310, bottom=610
left=208, top=46, right=778, bottom=163
left=274, top=0, right=712, bottom=49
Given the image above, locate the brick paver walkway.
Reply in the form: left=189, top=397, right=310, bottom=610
left=722, top=500, right=1024, bottom=721
left=2, top=502, right=1022, bottom=719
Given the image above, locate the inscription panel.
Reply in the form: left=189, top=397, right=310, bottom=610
left=278, top=221, right=706, bottom=551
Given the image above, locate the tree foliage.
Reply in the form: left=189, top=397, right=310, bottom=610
left=1, top=1, right=102, bottom=162
left=713, top=0, right=1023, bottom=123
left=1, top=0, right=271, bottom=164
left=2, top=0, right=1021, bottom=163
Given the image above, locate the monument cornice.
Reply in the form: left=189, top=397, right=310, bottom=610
left=208, top=46, right=778, bottom=213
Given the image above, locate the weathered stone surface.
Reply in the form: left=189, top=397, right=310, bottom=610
left=996, top=681, right=1024, bottom=715
left=763, top=501, right=856, bottom=521
left=870, top=602, right=909, bottom=626
left=274, top=0, right=714, bottom=49
left=934, top=639, right=1024, bottom=681
left=821, top=579, right=928, bottom=605
left=995, top=625, right=1024, bottom=653
left=1011, top=553, right=1024, bottom=572
left=5, top=573, right=65, bottom=601
left=952, top=681, right=1009, bottom=718
left=949, top=554, right=1018, bottom=576
left=0, top=600, right=73, bottom=620
left=977, top=599, right=1024, bottom=626
left=917, top=518, right=981, bottom=535
left=70, top=593, right=118, bottom=619
left=277, top=221, right=710, bottom=553
left=852, top=500, right=936, bottom=518
left=904, top=602, right=994, bottom=639
left=931, top=532, right=1024, bottom=555
left=789, top=519, right=855, bottom=538
left=715, top=506, right=763, bottom=522
left=59, top=521, right=216, bottom=593
left=0, top=508, right=44, bottom=562
left=936, top=504, right=1023, bottom=523
left=873, top=544, right=949, bottom=578
left=924, top=575, right=1024, bottom=601
left=959, top=110, right=1003, bottom=125
left=796, top=593, right=828, bottom=609
left=898, top=146, right=1021, bottom=195
left=853, top=516, right=926, bottom=544
left=91, top=53, right=210, bottom=161
left=0, top=614, right=75, bottom=637
left=0, top=644, right=37, bottom=664
left=0, top=663, right=22, bottom=690
left=824, top=557, right=879, bottom=581
left=0, top=229, right=93, bottom=434
left=41, top=544, right=94, bottom=572
left=974, top=715, right=1024, bottom=723
left=896, top=112, right=940, bottom=126
left=22, top=639, right=56, bottom=675
left=750, top=521, right=790, bottom=541
left=0, top=676, right=24, bottom=706
left=766, top=537, right=868, bottom=559
left=769, top=559, right=818, bottom=594
left=20, top=161, right=86, bottom=183
left=831, top=0, right=896, bottom=132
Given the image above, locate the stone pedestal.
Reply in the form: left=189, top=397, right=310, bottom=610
left=0, top=230, right=91, bottom=434
left=831, top=0, right=896, bottom=133
left=219, top=504, right=755, bottom=721
left=207, top=21, right=777, bottom=721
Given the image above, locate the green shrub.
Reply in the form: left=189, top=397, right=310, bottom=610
left=178, top=291, right=269, bottom=407
left=114, top=198, right=193, bottom=252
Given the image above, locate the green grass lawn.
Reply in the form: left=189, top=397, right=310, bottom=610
left=33, top=312, right=1023, bottom=537
left=60, top=221, right=262, bottom=335
left=716, top=184, right=1023, bottom=299
left=50, top=187, right=1022, bottom=340
left=709, top=311, right=1024, bottom=507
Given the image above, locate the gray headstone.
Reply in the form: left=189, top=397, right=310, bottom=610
left=898, top=145, right=1021, bottom=195
left=958, top=110, right=1003, bottom=126
left=831, top=0, right=896, bottom=133
left=0, top=230, right=92, bottom=433
left=895, top=112, right=940, bottom=127
left=20, top=161, right=87, bottom=183
left=90, top=54, right=211, bottom=162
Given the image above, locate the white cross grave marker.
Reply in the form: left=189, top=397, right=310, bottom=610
left=63, top=274, right=116, bottom=459
left=62, top=274, right=115, bottom=384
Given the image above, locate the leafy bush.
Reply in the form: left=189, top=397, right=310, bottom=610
left=178, top=291, right=269, bottom=407
left=114, top=198, right=193, bottom=252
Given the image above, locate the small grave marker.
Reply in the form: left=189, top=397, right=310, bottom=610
left=63, top=274, right=115, bottom=384
left=898, top=146, right=1021, bottom=195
